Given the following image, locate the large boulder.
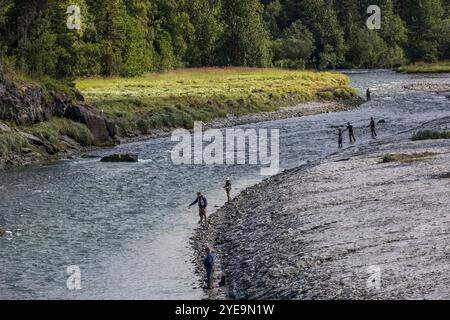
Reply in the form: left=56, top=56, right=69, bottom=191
left=0, top=121, right=11, bottom=132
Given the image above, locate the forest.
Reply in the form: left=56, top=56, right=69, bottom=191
left=0, top=0, right=449, bottom=79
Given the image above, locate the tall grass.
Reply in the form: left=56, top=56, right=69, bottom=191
left=76, top=67, right=356, bottom=136
left=30, top=118, right=94, bottom=150
left=0, top=131, right=30, bottom=157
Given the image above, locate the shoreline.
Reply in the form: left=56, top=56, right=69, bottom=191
left=117, top=98, right=363, bottom=144
left=1, top=98, right=363, bottom=171
left=192, top=118, right=450, bottom=299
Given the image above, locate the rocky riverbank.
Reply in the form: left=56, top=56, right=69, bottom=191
left=0, top=72, right=117, bottom=170
left=403, top=83, right=450, bottom=93
left=192, top=118, right=450, bottom=300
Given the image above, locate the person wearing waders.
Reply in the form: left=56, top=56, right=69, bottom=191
left=366, top=88, right=371, bottom=101
left=335, top=128, right=343, bottom=149
left=224, top=177, right=232, bottom=203
left=189, top=192, right=208, bottom=224
left=368, top=117, right=377, bottom=139
left=204, top=246, right=216, bottom=289
left=344, top=122, right=356, bottom=143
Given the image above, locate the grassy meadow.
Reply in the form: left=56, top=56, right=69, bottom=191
left=76, top=68, right=357, bottom=136
left=397, top=61, right=450, bottom=73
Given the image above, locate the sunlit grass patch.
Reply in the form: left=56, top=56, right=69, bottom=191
left=76, top=67, right=356, bottom=136
left=0, top=131, right=30, bottom=157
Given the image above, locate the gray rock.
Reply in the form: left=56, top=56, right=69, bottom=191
left=17, top=131, right=57, bottom=154
left=59, top=135, right=81, bottom=150
left=100, top=153, right=138, bottom=163
left=17, top=131, right=45, bottom=146
left=81, top=154, right=100, bottom=159
left=0, top=121, right=11, bottom=132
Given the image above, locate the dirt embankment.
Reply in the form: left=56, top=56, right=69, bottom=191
left=193, top=120, right=450, bottom=300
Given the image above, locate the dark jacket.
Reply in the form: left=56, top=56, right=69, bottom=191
left=190, top=195, right=208, bottom=208
left=204, top=253, right=215, bottom=269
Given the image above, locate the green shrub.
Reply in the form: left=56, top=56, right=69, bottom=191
left=137, top=118, right=150, bottom=134
left=76, top=68, right=357, bottom=135
left=412, top=130, right=450, bottom=141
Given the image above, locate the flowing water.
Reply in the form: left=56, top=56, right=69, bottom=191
left=0, top=71, right=449, bottom=299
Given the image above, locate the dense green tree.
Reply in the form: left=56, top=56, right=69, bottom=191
left=342, top=0, right=406, bottom=68
left=0, top=0, right=448, bottom=78
left=86, top=0, right=128, bottom=76
left=297, top=0, right=346, bottom=69
left=183, top=0, right=224, bottom=66
left=399, top=0, right=444, bottom=62
left=220, top=0, right=272, bottom=67
left=262, top=0, right=282, bottom=38
left=272, top=20, right=315, bottom=69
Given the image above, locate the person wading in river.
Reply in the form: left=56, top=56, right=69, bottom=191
left=189, top=192, right=208, bottom=224
left=368, top=117, right=377, bottom=139
left=224, top=177, right=232, bottom=203
left=344, top=122, right=356, bottom=143
left=204, top=246, right=216, bottom=289
left=366, top=88, right=371, bottom=101
left=335, top=128, right=343, bottom=149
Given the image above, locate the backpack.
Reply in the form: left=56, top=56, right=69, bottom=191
left=204, top=253, right=214, bottom=269
left=199, top=196, right=207, bottom=207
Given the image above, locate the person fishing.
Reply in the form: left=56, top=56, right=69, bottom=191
left=344, top=122, right=356, bottom=143
left=204, top=246, right=216, bottom=289
left=335, top=128, right=343, bottom=148
left=224, top=177, right=232, bottom=203
left=366, top=88, right=371, bottom=101
left=188, top=192, right=208, bottom=224
left=368, top=117, right=377, bottom=138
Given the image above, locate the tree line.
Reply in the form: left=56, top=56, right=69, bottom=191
left=0, top=0, right=449, bottom=79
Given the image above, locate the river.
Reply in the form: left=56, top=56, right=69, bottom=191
left=0, top=70, right=449, bottom=299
